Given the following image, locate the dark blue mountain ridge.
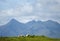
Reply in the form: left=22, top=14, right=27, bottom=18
left=0, top=19, right=27, bottom=36
left=26, top=20, right=60, bottom=38
left=43, top=20, right=60, bottom=38
left=0, top=19, right=60, bottom=38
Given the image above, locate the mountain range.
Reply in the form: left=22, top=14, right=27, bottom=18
left=0, top=19, right=60, bottom=38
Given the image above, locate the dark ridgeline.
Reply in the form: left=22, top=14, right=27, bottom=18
left=0, top=19, right=60, bottom=38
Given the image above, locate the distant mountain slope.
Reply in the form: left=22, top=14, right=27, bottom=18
left=43, top=20, right=60, bottom=38
left=0, top=19, right=27, bottom=36
left=0, top=19, right=60, bottom=38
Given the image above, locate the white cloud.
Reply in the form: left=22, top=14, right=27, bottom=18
left=7, top=3, right=33, bottom=16
left=0, top=2, right=33, bottom=16
left=0, top=0, right=60, bottom=25
left=0, top=10, right=12, bottom=25
left=15, top=16, right=37, bottom=23
left=0, top=2, right=33, bottom=25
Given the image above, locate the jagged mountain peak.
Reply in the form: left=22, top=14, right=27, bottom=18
left=7, top=19, right=24, bottom=25
left=10, top=19, right=19, bottom=23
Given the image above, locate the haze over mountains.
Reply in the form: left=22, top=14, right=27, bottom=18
left=0, top=19, right=60, bottom=38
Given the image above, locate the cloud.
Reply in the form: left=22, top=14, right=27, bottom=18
left=3, top=2, right=33, bottom=17
left=0, top=10, right=12, bottom=25
left=0, top=1, right=33, bottom=25
left=0, top=0, right=6, bottom=2
left=0, top=0, right=60, bottom=25
left=15, top=16, right=38, bottom=23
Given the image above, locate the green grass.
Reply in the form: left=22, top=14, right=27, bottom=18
left=0, top=36, right=60, bottom=41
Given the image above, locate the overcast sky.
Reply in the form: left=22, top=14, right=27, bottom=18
left=0, top=0, right=60, bottom=25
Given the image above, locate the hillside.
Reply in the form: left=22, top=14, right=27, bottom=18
left=0, top=36, right=60, bottom=41
left=0, top=19, right=60, bottom=38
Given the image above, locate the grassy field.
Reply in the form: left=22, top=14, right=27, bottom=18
left=0, top=36, right=60, bottom=41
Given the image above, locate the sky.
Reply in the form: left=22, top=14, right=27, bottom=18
left=0, top=0, right=60, bottom=25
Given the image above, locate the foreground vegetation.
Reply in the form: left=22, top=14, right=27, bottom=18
left=0, top=36, right=60, bottom=41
